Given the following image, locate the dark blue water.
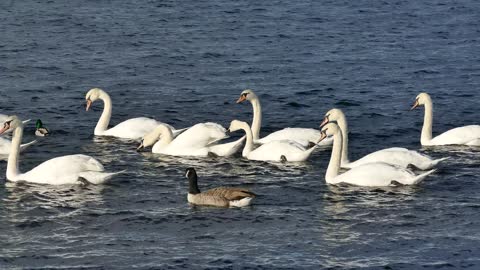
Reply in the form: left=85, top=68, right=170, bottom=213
left=1, top=0, right=480, bottom=269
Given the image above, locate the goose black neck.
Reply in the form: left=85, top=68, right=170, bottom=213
left=188, top=172, right=201, bottom=194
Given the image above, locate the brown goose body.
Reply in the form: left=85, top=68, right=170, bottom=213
left=185, top=168, right=255, bottom=208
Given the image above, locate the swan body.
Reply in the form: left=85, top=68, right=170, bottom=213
left=0, top=137, right=37, bottom=156
left=85, top=88, right=181, bottom=140
left=412, top=92, right=480, bottom=146
left=320, top=122, right=436, bottom=186
left=186, top=168, right=255, bottom=207
left=330, top=162, right=437, bottom=186
left=320, top=108, right=447, bottom=170
left=0, top=116, right=123, bottom=185
left=237, top=89, right=332, bottom=147
left=344, top=147, right=447, bottom=170
left=139, top=122, right=244, bottom=157
left=256, top=127, right=322, bottom=147
left=228, top=120, right=318, bottom=162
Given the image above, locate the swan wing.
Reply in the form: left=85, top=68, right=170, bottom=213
left=0, top=138, right=37, bottom=155
left=248, top=140, right=314, bottom=162
left=257, top=128, right=330, bottom=147
left=18, top=154, right=106, bottom=185
left=168, top=122, right=227, bottom=149
left=332, top=163, right=418, bottom=186
left=431, top=125, right=480, bottom=145
left=209, top=136, right=246, bottom=157
left=104, top=117, right=171, bottom=140
left=346, top=148, right=434, bottom=169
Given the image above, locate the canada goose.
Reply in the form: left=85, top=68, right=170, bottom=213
left=185, top=167, right=255, bottom=207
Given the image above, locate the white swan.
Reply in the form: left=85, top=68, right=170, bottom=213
left=0, top=115, right=36, bottom=155
left=0, top=138, right=37, bottom=157
left=0, top=116, right=123, bottom=185
left=319, top=122, right=436, bottom=186
left=85, top=88, right=183, bottom=140
left=236, top=89, right=333, bottom=147
left=411, top=92, right=480, bottom=146
left=138, top=122, right=245, bottom=157
left=0, top=114, right=30, bottom=125
left=228, top=120, right=318, bottom=162
left=320, top=108, right=447, bottom=170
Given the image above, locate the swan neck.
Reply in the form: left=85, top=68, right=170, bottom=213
left=95, top=92, right=112, bottom=135
left=151, top=126, right=174, bottom=153
left=337, top=114, right=349, bottom=164
left=421, top=100, right=433, bottom=145
left=250, top=96, right=262, bottom=141
left=7, top=125, right=22, bottom=180
left=240, top=122, right=255, bottom=157
left=326, top=131, right=342, bottom=183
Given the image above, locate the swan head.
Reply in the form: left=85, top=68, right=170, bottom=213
left=85, top=88, right=106, bottom=111
left=411, top=92, right=432, bottom=110
left=320, top=108, right=344, bottom=128
left=236, top=89, right=257, bottom=103
left=0, top=115, right=23, bottom=135
left=137, top=125, right=170, bottom=150
left=318, top=122, right=340, bottom=143
left=227, top=120, right=247, bottom=133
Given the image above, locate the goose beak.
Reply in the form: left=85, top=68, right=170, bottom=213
left=136, top=142, right=144, bottom=151
left=319, top=117, right=329, bottom=128
left=236, top=95, right=246, bottom=104
left=317, top=131, right=327, bottom=143
left=86, top=99, right=92, bottom=111
left=410, top=100, right=419, bottom=111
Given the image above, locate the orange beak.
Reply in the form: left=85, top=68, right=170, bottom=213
left=0, top=123, right=11, bottom=135
left=410, top=100, right=419, bottom=111
left=86, top=99, right=92, bottom=111
left=236, top=95, right=246, bottom=104
left=319, top=117, right=329, bottom=128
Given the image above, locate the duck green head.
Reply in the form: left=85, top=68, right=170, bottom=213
left=35, top=119, right=43, bottom=129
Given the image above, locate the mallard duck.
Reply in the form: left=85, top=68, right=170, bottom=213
left=35, top=119, right=50, bottom=137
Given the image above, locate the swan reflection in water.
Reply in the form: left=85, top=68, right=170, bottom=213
left=137, top=151, right=312, bottom=180
left=318, top=184, right=421, bottom=268
left=3, top=181, right=108, bottom=211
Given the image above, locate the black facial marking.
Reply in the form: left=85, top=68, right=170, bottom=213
left=4, top=120, right=12, bottom=129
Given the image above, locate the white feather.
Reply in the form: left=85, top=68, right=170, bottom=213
left=229, top=197, right=253, bottom=207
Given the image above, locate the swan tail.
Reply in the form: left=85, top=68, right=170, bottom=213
left=298, top=144, right=319, bottom=161
left=430, top=157, right=449, bottom=168
left=79, top=170, right=126, bottom=185
left=172, top=128, right=188, bottom=138
left=411, top=169, right=437, bottom=185
left=209, top=136, right=246, bottom=157
left=20, top=140, right=37, bottom=151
